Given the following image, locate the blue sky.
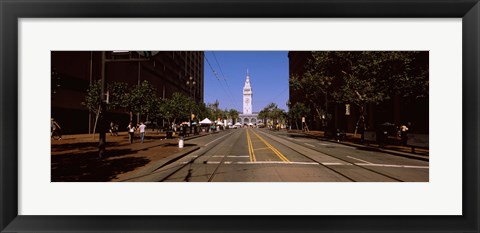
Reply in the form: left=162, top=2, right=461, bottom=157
left=203, top=51, right=289, bottom=113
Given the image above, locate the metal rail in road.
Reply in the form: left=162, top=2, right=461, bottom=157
left=124, top=128, right=426, bottom=182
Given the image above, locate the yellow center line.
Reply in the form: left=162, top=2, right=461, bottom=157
left=254, top=147, right=270, bottom=151
left=246, top=128, right=256, bottom=162
left=246, top=128, right=252, bottom=162
left=250, top=129, right=290, bottom=163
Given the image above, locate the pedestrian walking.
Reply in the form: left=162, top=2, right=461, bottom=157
left=182, top=124, right=188, bottom=136
left=114, top=123, right=119, bottom=136
left=127, top=122, right=136, bottom=144
left=400, top=124, right=409, bottom=145
left=109, top=121, right=115, bottom=136
left=51, top=118, right=62, bottom=140
left=138, top=122, right=146, bottom=143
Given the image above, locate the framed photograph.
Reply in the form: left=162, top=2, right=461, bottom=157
left=1, top=0, right=478, bottom=232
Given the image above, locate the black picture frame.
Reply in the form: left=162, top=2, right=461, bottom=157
left=1, top=0, right=478, bottom=232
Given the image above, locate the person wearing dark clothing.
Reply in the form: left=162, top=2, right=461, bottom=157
left=51, top=118, right=62, bottom=140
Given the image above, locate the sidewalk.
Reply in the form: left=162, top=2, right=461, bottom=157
left=288, top=130, right=429, bottom=161
left=51, top=131, right=207, bottom=182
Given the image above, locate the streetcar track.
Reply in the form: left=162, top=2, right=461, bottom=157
left=123, top=128, right=409, bottom=182
left=121, top=130, right=238, bottom=182
left=207, top=129, right=247, bottom=182
left=257, top=129, right=405, bottom=182
left=176, top=130, right=243, bottom=182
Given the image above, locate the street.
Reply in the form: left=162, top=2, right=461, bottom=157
left=127, top=128, right=429, bottom=182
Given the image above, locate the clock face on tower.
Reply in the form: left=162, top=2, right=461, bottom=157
left=245, top=98, right=250, bottom=104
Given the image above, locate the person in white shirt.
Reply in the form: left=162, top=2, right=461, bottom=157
left=400, top=124, right=409, bottom=145
left=139, top=122, right=147, bottom=143
left=127, top=122, right=136, bottom=144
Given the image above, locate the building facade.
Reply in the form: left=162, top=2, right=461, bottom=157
left=238, top=70, right=258, bottom=125
left=51, top=51, right=204, bottom=134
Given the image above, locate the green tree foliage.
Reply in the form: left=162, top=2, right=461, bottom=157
left=211, top=100, right=220, bottom=119
left=108, top=82, right=130, bottom=110
left=228, top=109, right=240, bottom=124
left=258, top=109, right=268, bottom=125
left=219, top=108, right=228, bottom=120
left=259, top=103, right=285, bottom=126
left=85, top=80, right=102, bottom=113
left=159, top=92, right=194, bottom=126
left=129, top=80, right=158, bottom=120
left=288, top=102, right=310, bottom=129
left=331, top=51, right=428, bottom=106
left=85, top=80, right=130, bottom=113
left=194, top=102, right=214, bottom=121
left=290, top=51, right=428, bottom=126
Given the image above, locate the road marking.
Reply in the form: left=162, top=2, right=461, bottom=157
left=347, top=156, right=373, bottom=164
left=205, top=130, right=236, bottom=147
left=322, top=162, right=352, bottom=166
left=355, top=163, right=429, bottom=169
left=254, top=147, right=270, bottom=151
left=304, top=143, right=315, bottom=147
left=236, top=161, right=319, bottom=165
left=251, top=129, right=291, bottom=163
left=246, top=128, right=256, bottom=162
left=212, top=155, right=249, bottom=158
left=188, top=160, right=324, bottom=165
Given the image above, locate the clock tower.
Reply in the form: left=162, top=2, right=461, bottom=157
left=243, top=69, right=253, bottom=114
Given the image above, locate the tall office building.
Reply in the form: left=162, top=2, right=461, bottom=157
left=51, top=51, right=204, bottom=134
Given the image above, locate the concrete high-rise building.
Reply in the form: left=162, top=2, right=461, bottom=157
left=51, top=51, right=204, bottom=134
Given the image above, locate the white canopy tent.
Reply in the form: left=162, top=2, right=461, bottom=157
left=199, top=118, right=213, bottom=124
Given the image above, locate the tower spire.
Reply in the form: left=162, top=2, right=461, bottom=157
left=243, top=69, right=252, bottom=114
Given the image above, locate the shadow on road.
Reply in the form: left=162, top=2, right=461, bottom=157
left=51, top=141, right=125, bottom=153
left=51, top=148, right=150, bottom=182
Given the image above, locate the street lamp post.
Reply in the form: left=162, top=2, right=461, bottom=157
left=320, top=77, right=332, bottom=132
left=98, top=51, right=107, bottom=158
left=186, top=76, right=196, bottom=134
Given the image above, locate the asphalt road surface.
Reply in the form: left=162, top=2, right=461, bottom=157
left=135, top=128, right=428, bottom=182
